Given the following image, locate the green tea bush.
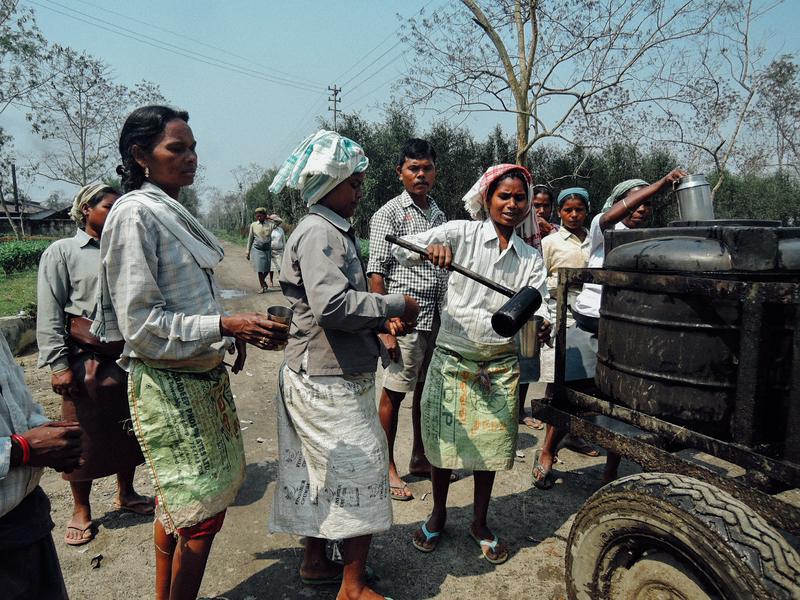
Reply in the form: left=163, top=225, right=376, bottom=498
left=0, top=240, right=52, bottom=275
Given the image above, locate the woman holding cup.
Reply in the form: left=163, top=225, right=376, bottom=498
left=94, top=105, right=289, bottom=600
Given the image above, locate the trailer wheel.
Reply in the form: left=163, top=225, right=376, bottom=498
left=566, top=472, right=800, bottom=600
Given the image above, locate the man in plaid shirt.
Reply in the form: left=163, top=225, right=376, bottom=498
left=367, top=139, right=448, bottom=501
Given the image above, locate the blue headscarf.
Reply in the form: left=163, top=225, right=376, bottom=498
left=556, top=187, right=590, bottom=209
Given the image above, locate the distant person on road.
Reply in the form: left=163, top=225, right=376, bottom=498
left=37, top=182, right=153, bottom=548
left=268, top=214, right=285, bottom=288
left=0, top=330, right=82, bottom=600
left=394, top=164, right=551, bottom=565
left=269, top=129, right=419, bottom=600
left=95, top=105, right=289, bottom=600
left=246, top=207, right=276, bottom=293
left=367, top=138, right=450, bottom=501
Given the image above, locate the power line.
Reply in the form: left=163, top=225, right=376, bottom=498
left=28, top=0, right=326, bottom=93
left=341, top=40, right=404, bottom=89
left=67, top=0, right=323, bottom=89
left=348, top=72, right=404, bottom=113
left=336, top=37, right=397, bottom=83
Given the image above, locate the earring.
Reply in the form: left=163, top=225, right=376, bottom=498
left=144, top=166, right=150, bottom=178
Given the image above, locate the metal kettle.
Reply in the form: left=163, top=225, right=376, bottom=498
left=673, top=174, right=715, bottom=221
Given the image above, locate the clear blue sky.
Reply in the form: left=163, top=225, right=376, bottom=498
left=7, top=0, right=800, bottom=204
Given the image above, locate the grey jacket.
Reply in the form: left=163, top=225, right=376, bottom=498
left=280, top=204, right=405, bottom=376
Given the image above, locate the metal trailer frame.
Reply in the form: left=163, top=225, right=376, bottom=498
left=531, top=267, right=800, bottom=536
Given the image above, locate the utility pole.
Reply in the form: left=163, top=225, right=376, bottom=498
left=328, top=84, right=341, bottom=131
left=11, top=163, right=24, bottom=237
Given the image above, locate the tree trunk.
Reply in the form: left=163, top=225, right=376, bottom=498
left=0, top=193, right=21, bottom=240
left=515, top=108, right=530, bottom=165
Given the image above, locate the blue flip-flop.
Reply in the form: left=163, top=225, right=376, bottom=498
left=411, top=522, right=441, bottom=553
left=469, top=530, right=509, bottom=565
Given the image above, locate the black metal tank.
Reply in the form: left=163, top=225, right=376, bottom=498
left=595, top=220, right=800, bottom=442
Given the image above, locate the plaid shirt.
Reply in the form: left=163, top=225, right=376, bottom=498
left=366, top=191, right=448, bottom=331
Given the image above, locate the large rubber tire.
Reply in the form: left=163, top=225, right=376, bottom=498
left=566, top=472, right=800, bottom=600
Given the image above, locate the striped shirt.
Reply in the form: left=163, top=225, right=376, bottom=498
left=366, top=191, right=447, bottom=331
left=0, top=333, right=49, bottom=518
left=99, top=184, right=232, bottom=371
left=393, top=219, right=551, bottom=355
left=36, top=229, right=99, bottom=372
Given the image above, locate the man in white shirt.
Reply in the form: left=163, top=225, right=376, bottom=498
left=0, top=331, right=83, bottom=599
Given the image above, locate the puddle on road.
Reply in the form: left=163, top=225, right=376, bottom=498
left=219, top=288, right=247, bottom=300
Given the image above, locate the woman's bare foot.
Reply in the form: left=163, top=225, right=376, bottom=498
left=65, top=509, right=94, bottom=546
left=116, top=490, right=155, bottom=515
left=300, top=556, right=342, bottom=582
left=408, top=454, right=432, bottom=477
left=468, top=522, right=509, bottom=564
left=411, top=510, right=446, bottom=551
left=388, top=466, right=412, bottom=500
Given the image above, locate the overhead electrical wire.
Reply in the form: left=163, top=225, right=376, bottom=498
left=28, top=0, right=326, bottom=93
left=67, top=0, right=322, bottom=89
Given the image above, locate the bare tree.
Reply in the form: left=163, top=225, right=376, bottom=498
left=0, top=0, right=49, bottom=115
left=231, top=163, right=266, bottom=229
left=646, top=0, right=780, bottom=194
left=750, top=55, right=800, bottom=175
left=26, top=47, right=165, bottom=186
left=0, top=0, right=50, bottom=238
left=401, top=0, right=721, bottom=164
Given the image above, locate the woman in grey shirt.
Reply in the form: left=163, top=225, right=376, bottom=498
left=269, top=130, right=417, bottom=600
left=36, top=183, right=152, bottom=547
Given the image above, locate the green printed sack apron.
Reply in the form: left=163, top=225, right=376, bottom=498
left=128, top=361, right=246, bottom=534
left=421, top=347, right=520, bottom=471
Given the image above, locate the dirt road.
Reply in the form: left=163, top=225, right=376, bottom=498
left=19, top=240, right=633, bottom=599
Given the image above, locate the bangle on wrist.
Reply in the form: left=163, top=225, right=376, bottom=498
left=11, top=434, right=30, bottom=466
left=622, top=198, right=630, bottom=211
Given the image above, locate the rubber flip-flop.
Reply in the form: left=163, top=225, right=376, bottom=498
left=390, top=484, right=413, bottom=501
left=532, top=449, right=555, bottom=490
left=564, top=437, right=600, bottom=457
left=412, top=522, right=441, bottom=553
left=114, top=497, right=155, bottom=515
left=65, top=523, right=95, bottom=546
left=522, top=416, right=544, bottom=430
left=468, top=530, right=509, bottom=565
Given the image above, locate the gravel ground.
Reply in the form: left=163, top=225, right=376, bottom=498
left=18, top=241, right=637, bottom=599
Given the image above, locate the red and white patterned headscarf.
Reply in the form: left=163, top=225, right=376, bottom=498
left=462, top=163, right=542, bottom=250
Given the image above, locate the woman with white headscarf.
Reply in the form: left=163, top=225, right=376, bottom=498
left=269, top=130, right=417, bottom=600
left=36, top=183, right=152, bottom=547
left=391, top=164, right=551, bottom=565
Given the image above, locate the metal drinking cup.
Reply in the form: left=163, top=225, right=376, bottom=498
left=517, top=315, right=543, bottom=359
left=267, top=305, right=293, bottom=325
left=266, top=305, right=293, bottom=350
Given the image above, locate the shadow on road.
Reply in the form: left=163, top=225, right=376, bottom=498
left=214, top=463, right=612, bottom=600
